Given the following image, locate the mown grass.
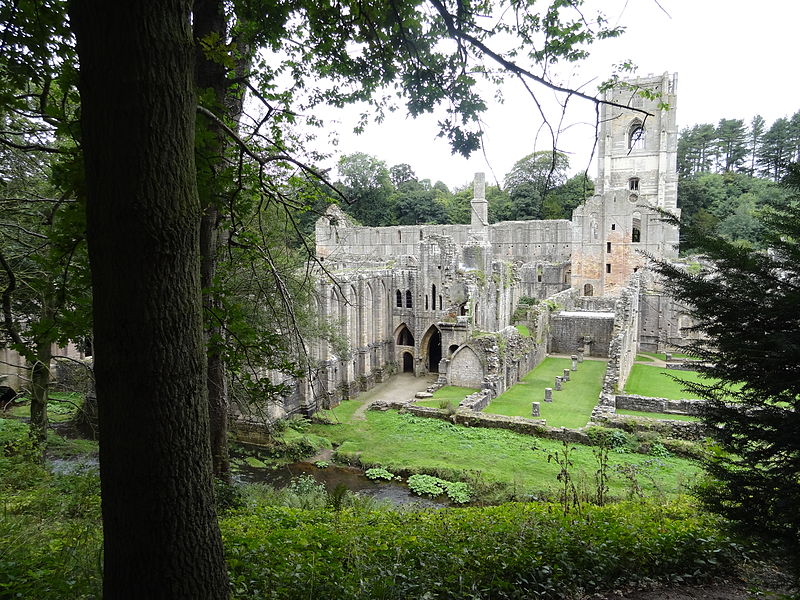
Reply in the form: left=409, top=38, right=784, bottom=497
left=616, top=409, right=700, bottom=422
left=309, top=408, right=699, bottom=499
left=515, top=324, right=531, bottom=336
left=624, top=364, right=723, bottom=400
left=483, top=357, right=606, bottom=428
left=415, top=385, right=478, bottom=408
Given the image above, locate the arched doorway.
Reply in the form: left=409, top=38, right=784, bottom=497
left=402, top=352, right=414, bottom=372
left=583, top=283, right=594, bottom=297
left=425, top=328, right=442, bottom=372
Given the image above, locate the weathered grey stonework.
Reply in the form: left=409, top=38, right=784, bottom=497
left=235, top=73, right=695, bottom=423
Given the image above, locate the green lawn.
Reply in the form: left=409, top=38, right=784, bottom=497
left=515, top=324, right=530, bottom=337
left=309, top=404, right=699, bottom=499
left=624, top=364, right=717, bottom=400
left=483, top=357, right=606, bottom=428
left=416, top=386, right=478, bottom=408
left=615, top=409, right=699, bottom=422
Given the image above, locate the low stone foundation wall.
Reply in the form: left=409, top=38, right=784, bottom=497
left=594, top=413, right=708, bottom=441
left=615, top=394, right=706, bottom=415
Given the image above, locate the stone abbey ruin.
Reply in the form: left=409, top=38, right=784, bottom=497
left=0, top=73, right=698, bottom=428
left=269, top=72, right=699, bottom=422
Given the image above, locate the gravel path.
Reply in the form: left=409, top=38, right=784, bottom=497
left=351, top=373, right=437, bottom=420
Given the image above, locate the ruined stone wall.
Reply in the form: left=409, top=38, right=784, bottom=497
left=615, top=394, right=705, bottom=415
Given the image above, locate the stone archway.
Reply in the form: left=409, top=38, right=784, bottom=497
left=421, top=325, right=442, bottom=373
left=402, top=352, right=414, bottom=373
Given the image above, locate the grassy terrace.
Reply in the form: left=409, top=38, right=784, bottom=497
left=311, top=402, right=699, bottom=499
left=483, top=357, right=606, bottom=428
left=624, top=364, right=718, bottom=400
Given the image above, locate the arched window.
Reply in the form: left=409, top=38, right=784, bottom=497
left=405, top=290, right=413, bottom=308
left=431, top=284, right=437, bottom=310
left=629, top=121, right=645, bottom=150
left=583, top=283, right=594, bottom=297
left=396, top=289, right=402, bottom=307
left=632, top=212, right=642, bottom=243
left=439, top=295, right=443, bottom=309
left=628, top=177, right=640, bottom=191
left=425, top=295, right=429, bottom=310
left=397, top=325, right=414, bottom=346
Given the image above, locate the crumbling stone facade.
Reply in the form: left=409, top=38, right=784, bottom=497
left=271, top=73, right=691, bottom=417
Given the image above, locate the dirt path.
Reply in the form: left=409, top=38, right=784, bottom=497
left=351, top=373, right=437, bottom=420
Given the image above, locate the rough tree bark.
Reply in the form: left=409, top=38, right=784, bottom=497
left=195, top=0, right=232, bottom=482
left=194, top=0, right=253, bottom=481
left=70, top=1, right=229, bottom=597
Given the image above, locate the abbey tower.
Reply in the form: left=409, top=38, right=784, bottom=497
left=571, top=72, right=680, bottom=296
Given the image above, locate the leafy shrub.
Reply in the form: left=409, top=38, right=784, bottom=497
left=407, top=474, right=472, bottom=504
left=649, top=442, right=671, bottom=458
left=314, top=460, right=330, bottom=468
left=222, top=497, right=742, bottom=599
left=365, top=467, right=395, bottom=481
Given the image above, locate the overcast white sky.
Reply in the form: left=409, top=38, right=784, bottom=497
left=313, top=0, right=800, bottom=190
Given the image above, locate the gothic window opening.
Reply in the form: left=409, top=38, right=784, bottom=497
left=629, top=177, right=640, bottom=191
left=606, top=242, right=611, bottom=253
left=397, top=325, right=414, bottom=346
left=425, top=295, right=429, bottom=310
left=459, top=302, right=467, bottom=316
left=396, top=289, right=402, bottom=307
left=536, top=266, right=543, bottom=283
left=439, top=295, right=443, bottom=309
left=583, top=283, right=594, bottom=297
left=431, top=284, right=437, bottom=309
left=405, top=289, right=413, bottom=308
left=632, top=212, right=642, bottom=243
left=629, top=121, right=645, bottom=150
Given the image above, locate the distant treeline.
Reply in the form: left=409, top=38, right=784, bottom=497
left=678, top=112, right=800, bottom=180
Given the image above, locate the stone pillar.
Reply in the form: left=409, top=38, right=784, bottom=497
left=554, top=377, right=562, bottom=391
left=544, top=388, right=553, bottom=402
left=577, top=351, right=584, bottom=363
left=469, top=172, right=488, bottom=240
left=571, top=355, right=578, bottom=371
left=665, top=352, right=672, bottom=361
left=531, top=401, right=540, bottom=417
left=563, top=368, right=570, bottom=382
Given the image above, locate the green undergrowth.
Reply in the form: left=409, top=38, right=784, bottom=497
left=484, top=357, right=605, bottom=428
left=616, top=409, right=700, bottom=422
left=6, top=392, right=84, bottom=423
left=416, top=385, right=478, bottom=409
left=0, top=418, right=102, bottom=599
left=222, top=497, right=743, bottom=599
left=308, top=410, right=699, bottom=501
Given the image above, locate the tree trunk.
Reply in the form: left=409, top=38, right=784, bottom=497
left=195, top=0, right=232, bottom=482
left=29, top=336, right=51, bottom=449
left=70, top=2, right=229, bottom=597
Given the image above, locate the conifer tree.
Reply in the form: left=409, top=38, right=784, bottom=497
left=653, top=163, right=800, bottom=555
